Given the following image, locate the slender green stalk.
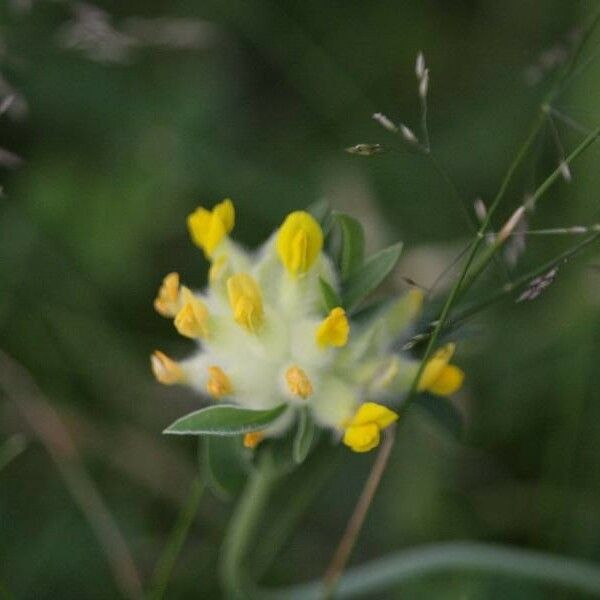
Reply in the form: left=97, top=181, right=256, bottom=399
left=148, top=478, right=205, bottom=600
left=449, top=231, right=600, bottom=329
left=257, top=541, right=600, bottom=599
left=459, top=123, right=600, bottom=296
left=408, top=231, right=600, bottom=349
left=219, top=456, right=279, bottom=599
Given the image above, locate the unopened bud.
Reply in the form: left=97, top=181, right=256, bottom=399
left=559, top=161, right=571, bottom=182
left=419, top=69, right=429, bottom=98
left=372, top=112, right=398, bottom=133
left=498, top=205, right=525, bottom=243
left=474, top=198, right=487, bottom=223
left=399, top=124, right=418, bottom=144
left=415, top=52, right=426, bottom=79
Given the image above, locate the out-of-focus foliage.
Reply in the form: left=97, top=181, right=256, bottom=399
left=1, top=0, right=600, bottom=598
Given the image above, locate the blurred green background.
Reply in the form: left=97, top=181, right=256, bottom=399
left=2, top=0, right=600, bottom=598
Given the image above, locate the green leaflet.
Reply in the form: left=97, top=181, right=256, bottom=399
left=292, top=407, right=315, bottom=464
left=342, top=242, right=403, bottom=311
left=164, top=404, right=287, bottom=436
left=333, top=212, right=365, bottom=281
left=319, top=277, right=343, bottom=311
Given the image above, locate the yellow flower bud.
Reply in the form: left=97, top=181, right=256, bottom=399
left=276, top=211, right=323, bottom=276
left=226, top=273, right=264, bottom=333
left=316, top=307, right=349, bottom=348
left=206, top=366, right=233, bottom=398
left=187, top=199, right=235, bottom=257
left=243, top=431, right=265, bottom=449
left=342, top=402, right=398, bottom=452
left=150, top=350, right=185, bottom=385
left=285, top=366, right=313, bottom=399
left=173, top=288, right=210, bottom=339
left=417, top=343, right=464, bottom=397
left=154, top=272, right=181, bottom=317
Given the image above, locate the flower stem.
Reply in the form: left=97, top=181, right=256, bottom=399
left=219, top=454, right=279, bottom=599
left=148, top=477, right=205, bottom=600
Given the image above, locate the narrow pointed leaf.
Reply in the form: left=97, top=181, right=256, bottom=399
left=334, top=212, right=365, bottom=280
left=343, top=242, right=403, bottom=311
left=319, top=277, right=343, bottom=311
left=293, top=407, right=315, bottom=464
left=307, top=199, right=333, bottom=235
left=164, top=404, right=287, bottom=436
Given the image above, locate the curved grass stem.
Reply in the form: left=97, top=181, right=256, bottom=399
left=148, top=477, right=205, bottom=600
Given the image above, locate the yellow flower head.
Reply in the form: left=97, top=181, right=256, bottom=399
left=276, top=211, right=323, bottom=276
left=227, top=273, right=264, bottom=333
left=151, top=350, right=185, bottom=385
left=206, top=366, right=233, bottom=398
left=187, top=199, right=235, bottom=257
left=154, top=272, right=181, bottom=317
left=316, top=307, right=350, bottom=348
left=417, top=343, right=464, bottom=396
left=343, top=402, right=398, bottom=452
left=174, top=288, right=210, bottom=339
left=285, top=366, right=313, bottom=399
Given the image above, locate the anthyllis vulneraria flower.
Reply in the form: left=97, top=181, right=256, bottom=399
left=152, top=200, right=464, bottom=454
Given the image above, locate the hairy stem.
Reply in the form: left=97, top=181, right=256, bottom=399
left=219, top=456, right=279, bottom=599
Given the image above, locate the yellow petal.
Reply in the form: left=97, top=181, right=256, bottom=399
left=427, top=365, right=464, bottom=396
left=316, top=307, right=350, bottom=348
left=343, top=423, right=381, bottom=452
left=243, top=431, right=265, bottom=449
left=206, top=366, right=233, bottom=398
left=285, top=366, right=313, bottom=399
left=347, top=402, right=398, bottom=429
left=417, top=343, right=456, bottom=392
left=226, top=273, right=264, bottom=332
left=173, top=288, right=210, bottom=338
left=154, top=272, right=181, bottom=317
left=276, top=211, right=323, bottom=276
left=213, top=198, right=235, bottom=232
left=150, top=350, right=185, bottom=385
left=187, top=199, right=235, bottom=257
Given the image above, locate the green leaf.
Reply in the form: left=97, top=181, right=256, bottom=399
left=333, top=212, right=365, bottom=280
left=164, top=404, right=287, bottom=436
left=293, top=407, right=315, bottom=464
left=413, top=394, right=464, bottom=439
left=342, top=242, right=403, bottom=311
left=201, top=436, right=248, bottom=500
left=307, top=199, right=330, bottom=224
left=319, top=277, right=342, bottom=311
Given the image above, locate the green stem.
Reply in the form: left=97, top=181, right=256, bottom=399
left=219, top=455, right=279, bottom=599
left=148, top=478, right=205, bottom=600
left=408, top=231, right=600, bottom=349
left=451, top=231, right=600, bottom=328
left=458, top=123, right=600, bottom=298
left=257, top=541, right=600, bottom=599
